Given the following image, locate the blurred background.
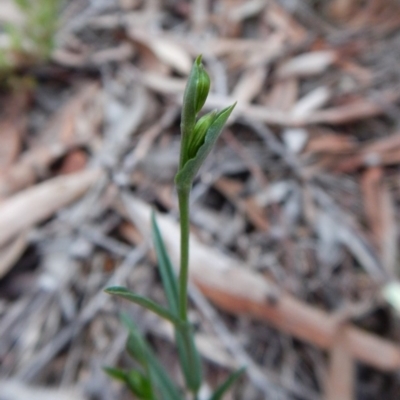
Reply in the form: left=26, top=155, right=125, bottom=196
left=1, top=0, right=400, bottom=399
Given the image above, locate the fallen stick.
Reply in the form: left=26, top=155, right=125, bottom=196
left=0, top=233, right=28, bottom=279
left=0, top=380, right=86, bottom=400
left=0, top=142, right=70, bottom=199
left=0, top=84, right=101, bottom=199
left=325, top=328, right=354, bottom=400
left=0, top=169, right=103, bottom=247
left=135, top=70, right=400, bottom=126
left=121, top=193, right=400, bottom=372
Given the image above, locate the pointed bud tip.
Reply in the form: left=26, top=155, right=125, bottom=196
left=195, top=54, right=203, bottom=65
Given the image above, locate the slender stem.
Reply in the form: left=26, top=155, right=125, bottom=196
left=178, top=186, right=191, bottom=322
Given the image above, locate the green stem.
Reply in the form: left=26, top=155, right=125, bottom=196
left=178, top=186, right=191, bottom=322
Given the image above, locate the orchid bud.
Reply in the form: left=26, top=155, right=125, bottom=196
left=176, top=102, right=236, bottom=190
left=194, top=63, right=210, bottom=115
left=187, top=111, right=217, bottom=160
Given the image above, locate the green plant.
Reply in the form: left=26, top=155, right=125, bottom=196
left=105, top=56, right=243, bottom=399
left=0, top=0, right=60, bottom=72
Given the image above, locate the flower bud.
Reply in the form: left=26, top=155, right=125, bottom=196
left=187, top=111, right=216, bottom=160
left=175, top=102, right=236, bottom=189
left=194, top=63, right=210, bottom=115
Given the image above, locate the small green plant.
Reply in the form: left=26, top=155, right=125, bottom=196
left=0, top=0, right=60, bottom=73
left=105, top=56, right=243, bottom=399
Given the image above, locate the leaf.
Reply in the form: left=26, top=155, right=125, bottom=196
left=208, top=367, right=245, bottom=400
left=126, top=370, right=154, bottom=400
left=120, top=316, right=151, bottom=396
left=126, top=330, right=148, bottom=367
left=103, top=366, right=127, bottom=382
left=121, top=314, right=202, bottom=392
left=175, top=103, right=236, bottom=190
left=151, top=212, right=179, bottom=314
left=104, top=366, right=155, bottom=400
left=175, top=322, right=202, bottom=393
left=146, top=354, right=184, bottom=400
left=152, top=214, right=198, bottom=393
left=122, top=314, right=184, bottom=400
left=105, top=286, right=182, bottom=326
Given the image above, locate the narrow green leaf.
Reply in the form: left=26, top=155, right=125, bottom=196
left=151, top=212, right=179, bottom=314
left=103, top=366, right=127, bottom=382
left=105, top=286, right=182, bottom=326
left=126, top=331, right=147, bottom=367
left=175, top=102, right=236, bottom=189
left=104, top=366, right=155, bottom=400
left=126, top=369, right=154, bottom=400
left=122, top=315, right=184, bottom=400
left=209, top=367, right=245, bottom=400
left=175, top=333, right=190, bottom=386
left=147, top=355, right=184, bottom=400
left=176, top=322, right=202, bottom=393
left=122, top=318, right=163, bottom=400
